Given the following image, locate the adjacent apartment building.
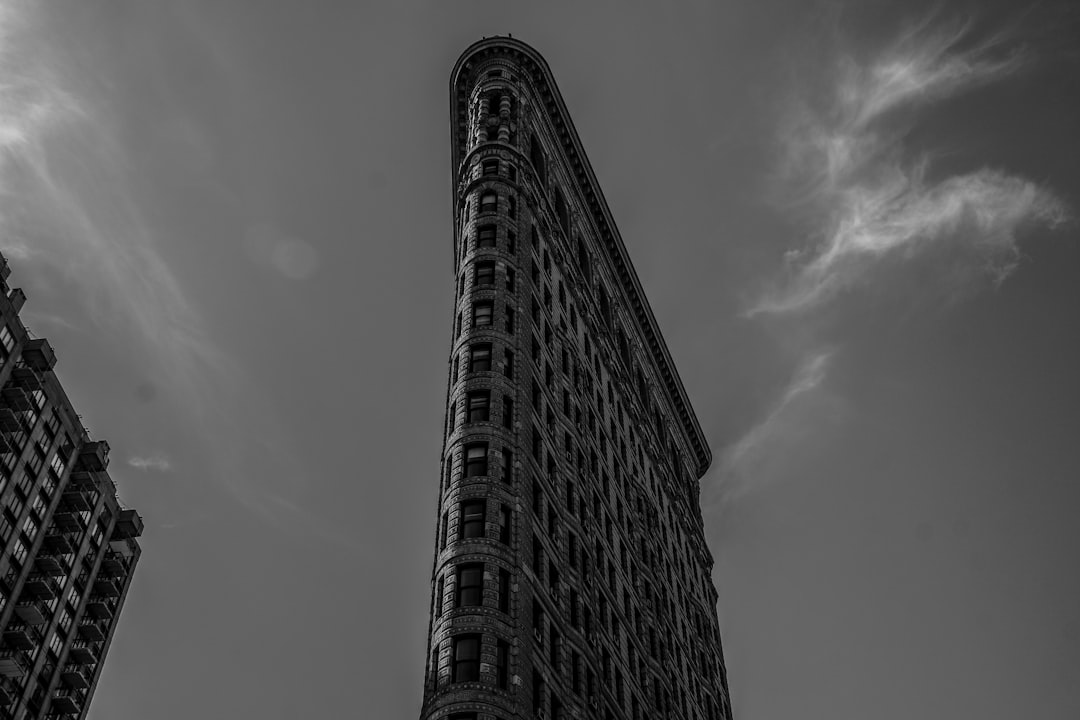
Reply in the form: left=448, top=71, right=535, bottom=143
left=0, top=251, right=142, bottom=720
left=421, top=38, right=733, bottom=720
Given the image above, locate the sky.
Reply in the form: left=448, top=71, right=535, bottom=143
left=0, top=1, right=1078, bottom=718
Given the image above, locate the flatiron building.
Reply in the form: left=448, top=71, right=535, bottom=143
left=421, top=38, right=733, bottom=720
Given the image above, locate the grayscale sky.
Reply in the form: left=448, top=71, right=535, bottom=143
left=1, top=1, right=1078, bottom=718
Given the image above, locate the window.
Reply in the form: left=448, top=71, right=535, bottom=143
left=452, top=635, right=481, bottom=683
left=480, top=191, right=498, bottom=213
left=498, top=569, right=511, bottom=613
left=456, top=563, right=484, bottom=607
left=555, top=187, right=569, bottom=233
left=508, top=195, right=517, bottom=219
left=496, top=639, right=510, bottom=688
left=469, top=343, right=492, bottom=372
left=435, top=576, right=445, bottom=616
left=508, top=230, right=517, bottom=254
left=464, top=444, right=488, bottom=477
left=529, top=134, right=547, bottom=186
left=508, top=164, right=518, bottom=182
left=499, top=504, right=512, bottom=544
left=460, top=500, right=486, bottom=539
left=502, top=349, right=514, bottom=379
left=475, top=261, right=495, bottom=286
left=505, top=307, right=515, bottom=334
left=482, top=159, right=499, bottom=176
left=472, top=301, right=493, bottom=327
left=448, top=402, right=456, bottom=431
left=502, top=396, right=514, bottom=429
left=477, top=224, right=497, bottom=248
left=502, top=449, right=513, bottom=484
left=467, top=391, right=491, bottom=423
left=506, top=267, right=516, bottom=292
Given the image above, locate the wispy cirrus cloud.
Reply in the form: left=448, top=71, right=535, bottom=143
left=751, top=16, right=1068, bottom=315
left=716, top=351, right=835, bottom=502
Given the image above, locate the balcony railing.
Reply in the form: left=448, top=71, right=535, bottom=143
left=66, top=643, right=97, bottom=666
left=61, top=665, right=90, bottom=689
left=13, top=602, right=48, bottom=626
left=0, top=650, right=29, bottom=678
left=22, top=575, right=60, bottom=601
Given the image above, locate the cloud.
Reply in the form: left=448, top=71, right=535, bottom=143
left=752, top=16, right=1067, bottom=315
left=716, top=351, right=834, bottom=501
left=128, top=455, right=172, bottom=472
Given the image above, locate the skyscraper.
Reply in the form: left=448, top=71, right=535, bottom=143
left=422, top=38, right=733, bottom=720
left=0, top=251, right=143, bottom=720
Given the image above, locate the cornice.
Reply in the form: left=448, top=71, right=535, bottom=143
left=450, top=37, right=713, bottom=478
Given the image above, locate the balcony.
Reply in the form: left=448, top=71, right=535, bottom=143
left=1, top=627, right=34, bottom=651
left=0, top=409, right=21, bottom=433
left=22, top=338, right=56, bottom=372
left=13, top=602, right=47, bottom=626
left=50, top=512, right=83, bottom=534
left=0, top=387, right=30, bottom=412
left=77, top=441, right=109, bottom=472
left=34, top=556, right=64, bottom=577
left=0, top=650, right=29, bottom=678
left=111, top=509, right=142, bottom=540
left=61, top=665, right=90, bottom=689
left=92, top=578, right=119, bottom=598
left=59, top=491, right=91, bottom=513
left=43, top=532, right=76, bottom=555
left=66, top=643, right=97, bottom=666
left=78, top=622, right=105, bottom=643
left=66, top=471, right=95, bottom=490
left=84, top=600, right=113, bottom=621
left=6, top=288, right=24, bottom=314
left=10, top=366, right=42, bottom=391
left=98, top=555, right=126, bottom=578
left=22, top=575, right=60, bottom=601
left=51, top=693, right=82, bottom=715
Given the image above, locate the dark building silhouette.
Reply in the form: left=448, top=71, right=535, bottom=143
left=0, top=252, right=142, bottom=720
left=421, top=38, right=733, bottom=720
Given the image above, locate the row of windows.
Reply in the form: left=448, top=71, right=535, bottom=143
left=433, top=633, right=510, bottom=688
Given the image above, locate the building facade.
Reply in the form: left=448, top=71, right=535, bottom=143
left=421, top=38, right=733, bottom=720
left=0, top=252, right=143, bottom=720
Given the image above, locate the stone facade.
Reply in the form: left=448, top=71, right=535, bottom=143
left=421, top=38, right=733, bottom=720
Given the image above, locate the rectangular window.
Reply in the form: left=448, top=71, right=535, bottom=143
left=505, top=307, right=515, bottom=334
left=468, top=343, right=492, bottom=372
left=455, top=563, right=484, bottom=607
left=435, top=576, right=445, bottom=616
left=477, top=224, right=497, bottom=247
left=502, top=396, right=514, bottom=429
left=508, top=164, right=518, bottom=182
left=506, top=267, right=516, bottom=292
left=460, top=500, right=486, bottom=539
left=472, top=301, right=493, bottom=327
left=474, top=261, right=495, bottom=285
left=482, top=159, right=499, bottom=176
left=501, top=449, right=513, bottom=484
left=508, top=230, right=517, bottom=254
left=502, top=349, right=514, bottom=379
left=498, top=568, right=511, bottom=613
left=466, top=391, right=491, bottom=423
left=463, top=443, right=488, bottom=478
left=499, top=504, right=512, bottom=544
left=452, top=635, right=481, bottom=683
left=496, top=639, right=509, bottom=689
left=480, top=191, right=498, bottom=214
